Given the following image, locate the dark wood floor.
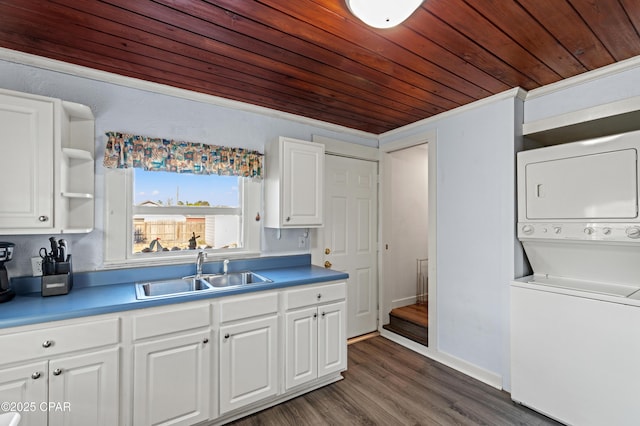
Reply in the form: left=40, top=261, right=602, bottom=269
left=229, top=337, right=559, bottom=425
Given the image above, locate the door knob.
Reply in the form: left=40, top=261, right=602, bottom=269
left=324, top=261, right=332, bottom=268
left=325, top=248, right=331, bottom=255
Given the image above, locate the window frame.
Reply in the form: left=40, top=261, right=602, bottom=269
left=104, top=168, right=261, bottom=268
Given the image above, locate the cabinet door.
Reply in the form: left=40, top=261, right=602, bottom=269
left=0, top=361, right=47, bottom=426
left=219, top=315, right=278, bottom=415
left=0, top=93, right=54, bottom=230
left=48, top=348, right=119, bottom=426
left=282, top=139, right=324, bottom=227
left=317, top=301, right=347, bottom=378
left=284, top=307, right=318, bottom=390
left=134, top=331, right=211, bottom=426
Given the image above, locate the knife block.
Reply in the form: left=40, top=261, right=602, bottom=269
left=42, top=255, right=73, bottom=296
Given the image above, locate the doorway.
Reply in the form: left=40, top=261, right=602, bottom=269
left=320, top=155, right=378, bottom=339
left=381, top=144, right=429, bottom=345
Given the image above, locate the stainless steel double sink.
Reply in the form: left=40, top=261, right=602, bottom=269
left=135, top=271, right=272, bottom=299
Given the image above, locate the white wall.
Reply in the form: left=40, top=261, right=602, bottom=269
left=379, top=91, right=524, bottom=388
left=0, top=55, right=377, bottom=276
left=382, top=145, right=428, bottom=313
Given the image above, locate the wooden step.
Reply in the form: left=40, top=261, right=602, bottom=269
left=383, top=303, right=428, bottom=346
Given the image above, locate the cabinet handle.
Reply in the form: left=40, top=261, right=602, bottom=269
left=42, top=340, right=53, bottom=348
left=31, top=372, right=41, bottom=380
left=224, top=333, right=230, bottom=339
left=52, top=368, right=62, bottom=376
left=285, top=216, right=291, bottom=222
left=317, top=293, right=322, bottom=300
left=38, top=215, right=49, bottom=222
left=313, top=313, right=317, bottom=319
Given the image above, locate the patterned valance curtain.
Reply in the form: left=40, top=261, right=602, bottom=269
left=103, top=131, right=263, bottom=179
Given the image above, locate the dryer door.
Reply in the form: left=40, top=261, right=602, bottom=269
left=525, top=149, right=638, bottom=219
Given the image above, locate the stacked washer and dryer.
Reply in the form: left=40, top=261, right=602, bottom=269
left=511, top=130, right=640, bottom=426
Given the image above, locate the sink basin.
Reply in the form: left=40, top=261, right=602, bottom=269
left=201, top=271, right=272, bottom=288
left=136, top=277, right=213, bottom=299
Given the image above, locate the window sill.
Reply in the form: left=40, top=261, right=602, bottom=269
left=101, top=250, right=262, bottom=270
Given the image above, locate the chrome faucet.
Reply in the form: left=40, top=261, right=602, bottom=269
left=196, top=251, right=207, bottom=278
left=223, top=259, right=229, bottom=275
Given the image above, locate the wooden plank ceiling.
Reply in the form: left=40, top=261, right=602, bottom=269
left=1, top=0, right=639, bottom=134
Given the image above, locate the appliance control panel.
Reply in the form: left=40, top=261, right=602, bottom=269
left=518, top=222, right=640, bottom=242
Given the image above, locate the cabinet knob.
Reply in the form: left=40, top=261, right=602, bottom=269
left=325, top=248, right=331, bottom=255
left=317, top=293, right=322, bottom=300
left=321, top=312, right=326, bottom=318
left=52, top=368, right=62, bottom=376
left=38, top=215, right=49, bottom=222
left=324, top=261, right=332, bottom=268
left=42, top=340, right=53, bottom=348
left=313, top=313, right=318, bottom=318
left=31, top=372, right=41, bottom=380
left=285, top=216, right=291, bottom=222
left=202, top=338, right=209, bottom=344
left=224, top=333, right=230, bottom=339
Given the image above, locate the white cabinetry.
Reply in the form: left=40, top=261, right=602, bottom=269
left=284, top=282, right=347, bottom=390
left=0, top=318, right=119, bottom=426
left=132, top=303, right=211, bottom=426
left=265, top=137, right=324, bottom=228
left=0, top=88, right=95, bottom=234
left=218, top=292, right=279, bottom=415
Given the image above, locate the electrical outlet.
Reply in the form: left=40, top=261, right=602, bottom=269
left=298, top=236, right=306, bottom=248
left=31, top=256, right=43, bottom=277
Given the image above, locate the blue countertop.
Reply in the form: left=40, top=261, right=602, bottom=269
left=0, top=255, right=348, bottom=329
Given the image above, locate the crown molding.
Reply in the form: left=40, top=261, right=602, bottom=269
left=525, top=54, right=640, bottom=100
left=0, top=47, right=378, bottom=140
left=379, top=87, right=526, bottom=139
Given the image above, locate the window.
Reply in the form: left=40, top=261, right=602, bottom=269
left=104, top=168, right=261, bottom=266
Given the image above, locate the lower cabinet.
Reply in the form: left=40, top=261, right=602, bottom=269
left=218, top=291, right=279, bottom=415
left=285, top=301, right=346, bottom=390
left=131, top=303, right=211, bottom=426
left=0, top=318, right=120, bottom=426
left=133, top=331, right=211, bottom=426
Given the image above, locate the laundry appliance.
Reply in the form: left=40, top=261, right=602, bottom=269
left=511, top=129, right=640, bottom=426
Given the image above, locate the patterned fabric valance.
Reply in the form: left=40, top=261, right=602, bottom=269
left=103, top=131, right=263, bottom=178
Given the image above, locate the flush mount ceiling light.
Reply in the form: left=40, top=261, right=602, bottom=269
left=346, top=0, right=423, bottom=29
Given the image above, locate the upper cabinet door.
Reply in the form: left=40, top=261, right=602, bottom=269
left=0, top=93, right=54, bottom=230
left=282, top=139, right=324, bottom=227
left=265, top=137, right=324, bottom=228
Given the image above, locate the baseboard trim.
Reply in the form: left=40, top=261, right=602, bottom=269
left=348, top=331, right=380, bottom=345
left=379, top=328, right=502, bottom=390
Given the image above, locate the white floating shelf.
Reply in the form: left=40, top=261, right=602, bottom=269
left=61, top=192, right=94, bottom=199
left=62, top=147, right=94, bottom=161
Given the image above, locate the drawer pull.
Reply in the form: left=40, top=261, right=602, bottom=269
left=52, top=368, right=62, bottom=376
left=42, top=340, right=53, bottom=348
left=31, top=372, right=41, bottom=380
left=202, top=338, right=209, bottom=344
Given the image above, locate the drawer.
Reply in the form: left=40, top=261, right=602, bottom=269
left=0, top=318, right=119, bottom=365
left=284, top=281, right=346, bottom=310
left=219, top=292, right=278, bottom=323
left=133, top=302, right=210, bottom=340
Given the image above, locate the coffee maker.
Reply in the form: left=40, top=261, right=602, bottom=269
left=0, top=242, right=16, bottom=303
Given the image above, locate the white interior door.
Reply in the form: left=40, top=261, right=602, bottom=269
left=322, top=155, right=378, bottom=338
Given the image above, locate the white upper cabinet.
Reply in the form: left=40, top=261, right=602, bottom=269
left=0, top=92, right=54, bottom=230
left=0, top=88, right=95, bottom=234
left=265, top=137, right=324, bottom=228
